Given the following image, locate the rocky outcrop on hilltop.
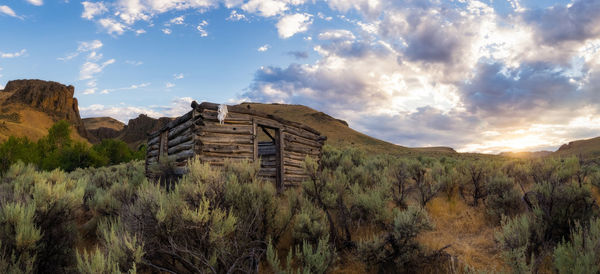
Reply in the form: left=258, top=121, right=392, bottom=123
left=118, top=114, right=173, bottom=147
left=2, top=79, right=90, bottom=139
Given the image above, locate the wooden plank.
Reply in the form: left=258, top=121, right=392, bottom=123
left=148, top=144, right=159, bottom=151
left=200, top=152, right=254, bottom=159
left=258, top=146, right=277, bottom=155
left=195, top=133, right=253, bottom=145
left=283, top=158, right=305, bottom=169
left=201, top=109, right=253, bottom=122
left=168, top=133, right=193, bottom=147
left=285, top=167, right=308, bottom=176
left=167, top=140, right=194, bottom=155
left=199, top=124, right=253, bottom=135
left=172, top=150, right=194, bottom=162
left=283, top=125, right=320, bottom=141
left=168, top=121, right=193, bottom=139
left=285, top=142, right=320, bottom=155
left=148, top=111, right=193, bottom=138
left=284, top=151, right=312, bottom=161
left=284, top=175, right=310, bottom=183
left=201, top=143, right=254, bottom=154
left=148, top=136, right=160, bottom=146
left=253, top=122, right=258, bottom=161
left=148, top=150, right=159, bottom=157
left=276, top=128, right=283, bottom=192
left=284, top=133, right=322, bottom=148
left=253, top=117, right=282, bottom=129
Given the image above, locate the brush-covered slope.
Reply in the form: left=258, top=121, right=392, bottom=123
left=553, top=136, right=600, bottom=159
left=0, top=79, right=90, bottom=143
left=240, top=103, right=456, bottom=155
left=83, top=117, right=126, bottom=141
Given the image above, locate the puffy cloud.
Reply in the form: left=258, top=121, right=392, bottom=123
left=79, top=59, right=115, bottom=80
left=276, top=13, right=313, bottom=39
left=81, top=1, right=107, bottom=20
left=257, top=44, right=270, bottom=52
left=241, top=0, right=600, bottom=153
left=79, top=104, right=164, bottom=122
left=170, top=15, right=184, bottom=25
left=26, top=0, right=43, bottom=6
left=242, top=0, right=288, bottom=17
left=99, top=18, right=127, bottom=35
left=165, top=82, right=175, bottom=88
left=173, top=73, right=184, bottom=79
left=0, top=49, right=26, bottom=58
left=227, top=10, right=246, bottom=21
left=0, top=5, right=22, bottom=19
left=162, top=28, right=172, bottom=34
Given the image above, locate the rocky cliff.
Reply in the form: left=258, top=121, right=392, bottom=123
left=118, top=114, right=173, bottom=147
left=2, top=79, right=90, bottom=139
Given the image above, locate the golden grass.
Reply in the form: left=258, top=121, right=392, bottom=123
left=82, top=117, right=125, bottom=131
left=418, top=195, right=507, bottom=273
left=0, top=104, right=89, bottom=144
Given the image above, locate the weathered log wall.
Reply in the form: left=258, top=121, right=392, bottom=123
left=146, top=101, right=326, bottom=191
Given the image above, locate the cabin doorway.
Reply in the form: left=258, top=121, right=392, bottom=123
left=255, top=123, right=282, bottom=190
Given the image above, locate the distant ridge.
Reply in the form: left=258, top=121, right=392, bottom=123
left=553, top=136, right=600, bottom=159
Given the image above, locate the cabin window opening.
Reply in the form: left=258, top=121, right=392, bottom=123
left=256, top=124, right=282, bottom=190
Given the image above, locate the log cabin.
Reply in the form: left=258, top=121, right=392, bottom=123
left=145, top=101, right=327, bottom=191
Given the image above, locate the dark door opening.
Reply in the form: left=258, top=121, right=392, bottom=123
left=256, top=124, right=282, bottom=189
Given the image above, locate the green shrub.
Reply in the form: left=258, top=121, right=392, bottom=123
left=553, top=218, right=600, bottom=274
left=293, top=200, right=328, bottom=243
left=496, top=214, right=536, bottom=273
left=357, top=206, right=433, bottom=272
left=266, top=235, right=335, bottom=274
left=484, top=174, right=523, bottom=224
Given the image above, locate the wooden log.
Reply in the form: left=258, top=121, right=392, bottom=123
left=283, top=125, right=319, bottom=141
left=148, top=144, right=159, bottom=151
left=199, top=123, right=253, bottom=135
left=168, top=141, right=194, bottom=155
left=258, top=146, right=277, bottom=155
left=148, top=150, right=159, bottom=157
left=284, top=175, right=310, bottom=183
left=195, top=133, right=254, bottom=145
left=283, top=158, right=306, bottom=169
left=148, top=111, right=193, bottom=138
left=168, top=133, right=193, bottom=147
left=284, top=133, right=322, bottom=148
left=201, top=109, right=253, bottom=122
left=285, top=142, right=320, bottom=155
left=148, top=136, right=160, bottom=146
left=284, top=151, right=312, bottom=161
left=200, top=152, right=254, bottom=159
left=172, top=150, right=194, bottom=162
left=168, top=121, right=193, bottom=139
left=200, top=143, right=254, bottom=154
left=285, top=167, right=308, bottom=176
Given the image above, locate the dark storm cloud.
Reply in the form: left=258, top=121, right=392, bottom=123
left=462, top=62, right=582, bottom=122
left=523, top=0, right=600, bottom=44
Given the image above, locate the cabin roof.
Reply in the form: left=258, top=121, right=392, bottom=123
left=148, top=101, right=326, bottom=139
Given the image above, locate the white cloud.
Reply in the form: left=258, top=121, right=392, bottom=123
left=166, top=82, right=175, bottom=88
left=196, top=20, right=208, bottom=37
left=99, top=82, right=151, bottom=94
left=58, top=40, right=103, bottom=61
left=80, top=97, right=195, bottom=122
left=173, top=73, right=184, bottom=79
left=162, top=28, right=172, bottom=34
left=227, top=10, right=246, bottom=21
left=318, top=30, right=355, bottom=41
left=135, top=29, right=146, bottom=35
left=170, top=16, right=184, bottom=25
left=0, top=49, right=27, bottom=58
left=258, top=44, right=271, bottom=52
left=0, top=5, right=21, bottom=19
left=98, top=18, right=126, bottom=35
left=79, top=59, right=115, bottom=80
left=242, top=0, right=288, bottom=17
left=126, top=60, right=143, bottom=66
left=26, top=0, right=43, bottom=6
left=276, top=13, right=313, bottom=39
left=81, top=1, right=107, bottom=20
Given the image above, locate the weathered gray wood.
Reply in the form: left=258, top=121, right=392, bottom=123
left=148, top=150, right=159, bottom=157
left=148, top=136, right=160, bottom=146
left=168, top=121, right=193, bottom=139
left=283, top=158, right=305, bottom=169
left=200, top=124, right=253, bottom=135
left=284, top=175, right=310, bottom=183
left=284, top=151, right=313, bottom=161
left=284, top=133, right=322, bottom=148
left=201, top=143, right=254, bottom=154
left=201, top=109, right=253, bottom=122
left=168, top=132, right=193, bottom=147
left=258, top=146, right=276, bottom=155
left=253, top=122, right=258, bottom=161
left=148, top=144, right=159, bottom=151
left=285, top=142, right=320, bottom=155
left=148, top=111, right=193, bottom=138
left=285, top=166, right=308, bottom=176
left=200, top=152, right=254, bottom=159
left=172, top=150, right=194, bottom=162
left=195, top=133, right=253, bottom=145
left=283, top=125, right=320, bottom=141
left=167, top=141, right=194, bottom=155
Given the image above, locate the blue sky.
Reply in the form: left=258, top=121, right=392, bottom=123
left=1, top=0, right=600, bottom=153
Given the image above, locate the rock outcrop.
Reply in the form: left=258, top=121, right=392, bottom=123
left=2, top=79, right=90, bottom=138
left=118, top=114, right=173, bottom=147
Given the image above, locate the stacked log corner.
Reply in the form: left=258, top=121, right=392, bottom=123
left=145, top=101, right=326, bottom=192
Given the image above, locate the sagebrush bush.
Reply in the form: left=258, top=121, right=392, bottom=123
left=553, top=218, right=600, bottom=274
left=484, top=174, right=523, bottom=224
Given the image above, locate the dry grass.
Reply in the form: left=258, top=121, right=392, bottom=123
left=418, top=195, right=507, bottom=273
left=82, top=117, right=125, bottom=131
left=0, top=103, right=89, bottom=144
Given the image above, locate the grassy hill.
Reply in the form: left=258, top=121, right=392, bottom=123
left=0, top=103, right=88, bottom=143
left=241, top=102, right=457, bottom=156
left=552, top=136, right=600, bottom=160
left=82, top=117, right=125, bottom=131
